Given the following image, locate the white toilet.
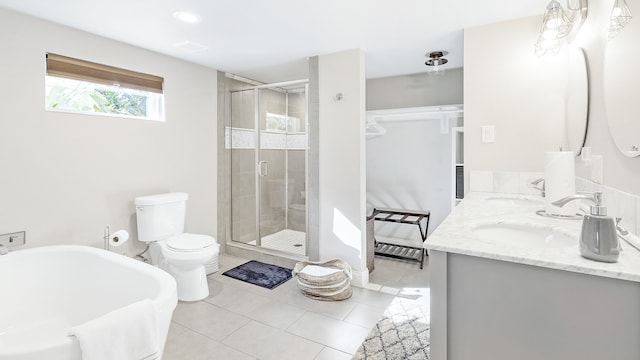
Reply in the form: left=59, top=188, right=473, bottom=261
left=135, top=192, right=219, bottom=302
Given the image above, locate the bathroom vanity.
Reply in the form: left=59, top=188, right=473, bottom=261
left=425, top=192, right=640, bottom=360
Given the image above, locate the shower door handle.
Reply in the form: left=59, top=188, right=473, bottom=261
left=258, top=161, right=268, bottom=177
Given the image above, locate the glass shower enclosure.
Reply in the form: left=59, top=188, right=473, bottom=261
left=227, top=81, right=308, bottom=257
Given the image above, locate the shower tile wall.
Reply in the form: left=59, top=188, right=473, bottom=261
left=230, top=89, right=256, bottom=244
left=288, top=150, right=306, bottom=231
left=231, top=89, right=254, bottom=129
left=259, top=89, right=287, bottom=238
left=260, top=149, right=287, bottom=236
left=287, top=91, right=306, bottom=133
left=287, top=91, right=307, bottom=232
left=231, top=149, right=256, bottom=243
left=260, top=89, right=286, bottom=132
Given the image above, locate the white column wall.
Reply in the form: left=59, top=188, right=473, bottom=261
left=318, top=49, right=367, bottom=286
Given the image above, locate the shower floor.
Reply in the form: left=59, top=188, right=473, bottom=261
left=248, top=229, right=306, bottom=256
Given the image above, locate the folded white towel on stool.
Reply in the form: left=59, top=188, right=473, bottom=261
left=69, top=299, right=159, bottom=360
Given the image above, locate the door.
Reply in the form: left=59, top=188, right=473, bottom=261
left=229, top=84, right=308, bottom=255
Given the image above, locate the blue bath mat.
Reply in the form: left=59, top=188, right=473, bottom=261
left=223, top=260, right=292, bottom=289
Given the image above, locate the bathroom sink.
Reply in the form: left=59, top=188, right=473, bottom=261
left=470, top=222, right=577, bottom=249
left=485, top=196, right=544, bottom=207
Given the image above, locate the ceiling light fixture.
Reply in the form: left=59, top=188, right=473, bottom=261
left=173, top=11, right=201, bottom=24
left=425, top=51, right=448, bottom=77
left=534, top=0, right=588, bottom=57
left=608, top=0, right=633, bottom=39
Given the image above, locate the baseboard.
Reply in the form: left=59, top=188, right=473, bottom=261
left=350, top=268, right=370, bottom=288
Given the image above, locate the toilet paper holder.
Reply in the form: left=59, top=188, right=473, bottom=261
left=103, top=226, right=110, bottom=250
left=103, top=226, right=129, bottom=250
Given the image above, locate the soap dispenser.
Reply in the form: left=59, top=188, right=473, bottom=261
left=552, top=192, right=620, bottom=263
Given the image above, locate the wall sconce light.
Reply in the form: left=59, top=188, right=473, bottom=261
left=608, top=0, right=633, bottom=39
left=535, top=0, right=588, bottom=56
left=425, top=51, right=448, bottom=77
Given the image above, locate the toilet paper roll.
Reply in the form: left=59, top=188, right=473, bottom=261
left=544, top=151, right=576, bottom=216
left=109, top=230, right=130, bottom=247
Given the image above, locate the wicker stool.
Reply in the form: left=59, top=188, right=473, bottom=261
left=292, top=259, right=352, bottom=301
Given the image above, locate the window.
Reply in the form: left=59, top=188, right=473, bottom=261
left=45, top=53, right=165, bottom=121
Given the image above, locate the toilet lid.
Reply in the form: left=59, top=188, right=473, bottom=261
left=167, top=234, right=215, bottom=252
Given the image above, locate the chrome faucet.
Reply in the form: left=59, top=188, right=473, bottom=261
left=552, top=193, right=599, bottom=210
left=530, top=178, right=545, bottom=197
left=616, top=218, right=629, bottom=236
left=615, top=218, right=640, bottom=253
left=0, top=244, right=8, bottom=255
left=553, top=192, right=620, bottom=263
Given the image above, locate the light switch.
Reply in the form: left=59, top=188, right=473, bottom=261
left=481, top=125, right=495, bottom=144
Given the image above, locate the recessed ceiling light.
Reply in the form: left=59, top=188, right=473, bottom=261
left=173, top=11, right=201, bottom=24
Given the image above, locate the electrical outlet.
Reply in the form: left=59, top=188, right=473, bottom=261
left=0, top=231, right=26, bottom=247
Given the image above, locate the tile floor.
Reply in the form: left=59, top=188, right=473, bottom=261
left=163, top=252, right=430, bottom=360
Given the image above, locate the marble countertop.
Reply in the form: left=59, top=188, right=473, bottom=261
left=425, top=192, right=640, bottom=283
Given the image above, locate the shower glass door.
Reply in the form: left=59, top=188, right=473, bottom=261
left=229, top=88, right=257, bottom=246
left=229, top=83, right=308, bottom=257
left=258, top=87, right=286, bottom=252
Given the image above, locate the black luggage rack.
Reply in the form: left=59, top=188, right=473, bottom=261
left=369, top=207, right=430, bottom=269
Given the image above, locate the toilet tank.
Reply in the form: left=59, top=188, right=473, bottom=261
left=135, top=192, right=188, bottom=242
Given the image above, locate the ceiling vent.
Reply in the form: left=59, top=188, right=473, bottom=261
left=173, top=41, right=208, bottom=53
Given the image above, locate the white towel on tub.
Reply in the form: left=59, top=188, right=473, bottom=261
left=69, top=299, right=159, bottom=360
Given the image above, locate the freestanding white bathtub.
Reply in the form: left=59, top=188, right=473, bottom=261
left=0, top=245, right=178, bottom=360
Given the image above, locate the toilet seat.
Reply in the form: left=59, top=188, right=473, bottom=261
left=167, top=233, right=215, bottom=252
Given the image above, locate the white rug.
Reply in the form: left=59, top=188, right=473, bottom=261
left=353, top=297, right=430, bottom=359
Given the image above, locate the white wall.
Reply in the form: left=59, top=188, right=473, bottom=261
left=366, top=120, right=455, bottom=239
left=465, top=2, right=640, bottom=197
left=318, top=49, right=367, bottom=285
left=0, top=8, right=218, bottom=256
left=464, top=15, right=569, bottom=194
left=365, top=65, right=464, bottom=238
left=366, top=68, right=463, bottom=110
left=570, top=0, right=640, bottom=195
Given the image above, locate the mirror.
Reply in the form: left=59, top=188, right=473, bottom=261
left=565, top=47, right=589, bottom=155
left=604, top=14, right=640, bottom=157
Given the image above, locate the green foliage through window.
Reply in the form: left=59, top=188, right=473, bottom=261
left=45, top=76, right=163, bottom=120
left=92, top=89, right=147, bottom=116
